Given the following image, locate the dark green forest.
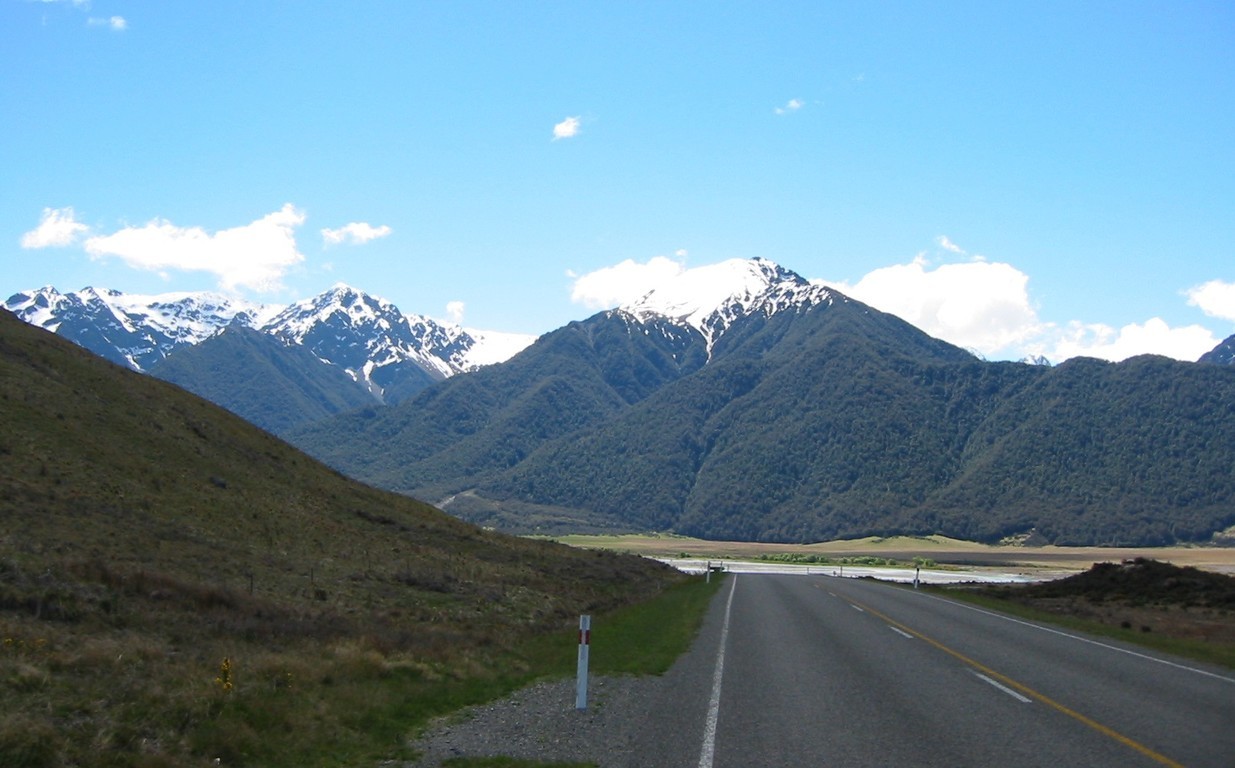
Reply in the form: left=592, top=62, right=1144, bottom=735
left=292, top=296, right=1235, bottom=546
left=150, top=325, right=375, bottom=436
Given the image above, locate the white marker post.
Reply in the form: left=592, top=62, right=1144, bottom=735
left=576, top=614, right=591, bottom=710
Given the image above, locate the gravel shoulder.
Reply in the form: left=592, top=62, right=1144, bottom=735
left=402, top=674, right=674, bottom=767
left=403, top=576, right=729, bottom=768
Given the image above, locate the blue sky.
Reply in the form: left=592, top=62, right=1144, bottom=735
left=4, top=0, right=1234, bottom=362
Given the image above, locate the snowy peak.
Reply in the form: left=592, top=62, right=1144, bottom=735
left=3, top=286, right=273, bottom=370
left=5, top=286, right=76, bottom=331
left=263, top=284, right=467, bottom=389
left=102, top=289, right=278, bottom=342
left=4, top=283, right=533, bottom=398
left=260, top=284, right=533, bottom=401
left=6, top=285, right=274, bottom=340
left=264, top=284, right=405, bottom=348
left=622, top=257, right=836, bottom=352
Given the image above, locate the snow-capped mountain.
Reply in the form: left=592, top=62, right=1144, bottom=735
left=4, top=258, right=856, bottom=394
left=3, top=286, right=277, bottom=370
left=3, top=284, right=535, bottom=402
left=621, top=257, right=837, bottom=354
left=260, top=284, right=528, bottom=401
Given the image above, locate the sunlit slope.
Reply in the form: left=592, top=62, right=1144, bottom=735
left=0, top=308, right=675, bottom=627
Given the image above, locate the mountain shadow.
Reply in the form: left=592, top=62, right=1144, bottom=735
left=149, top=324, right=377, bottom=438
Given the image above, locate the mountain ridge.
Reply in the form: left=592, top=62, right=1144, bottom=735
left=623, top=257, right=837, bottom=355
left=290, top=267, right=1235, bottom=546
left=3, top=282, right=535, bottom=429
left=9, top=259, right=1235, bottom=545
left=3, top=285, right=274, bottom=370
left=1199, top=333, right=1235, bottom=366
left=4, top=283, right=538, bottom=412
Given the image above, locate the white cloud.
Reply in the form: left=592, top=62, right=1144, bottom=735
left=83, top=203, right=306, bottom=292
left=1039, top=318, right=1218, bottom=363
left=569, top=248, right=1224, bottom=364
left=553, top=116, right=581, bottom=140
left=829, top=253, right=1220, bottom=363
left=87, top=15, right=126, bottom=30
left=936, top=235, right=965, bottom=255
left=827, top=255, right=1040, bottom=357
left=1186, top=279, right=1235, bottom=322
left=774, top=98, right=804, bottom=115
left=21, top=206, right=90, bottom=248
left=446, top=301, right=465, bottom=324
left=30, top=1, right=126, bottom=30
left=321, top=221, right=392, bottom=247
left=569, top=255, right=687, bottom=309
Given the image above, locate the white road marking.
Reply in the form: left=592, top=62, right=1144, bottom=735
left=973, top=671, right=1033, bottom=703
left=917, top=591, right=1235, bottom=685
left=698, top=575, right=738, bottom=768
left=851, top=604, right=865, bottom=613
left=889, top=626, right=914, bottom=639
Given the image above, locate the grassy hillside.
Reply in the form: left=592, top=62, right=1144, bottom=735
left=0, top=310, right=680, bottom=767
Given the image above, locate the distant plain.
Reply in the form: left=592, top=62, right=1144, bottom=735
left=550, top=533, right=1235, bottom=575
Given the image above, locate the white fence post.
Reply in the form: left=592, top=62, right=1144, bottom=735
left=576, top=614, right=591, bottom=710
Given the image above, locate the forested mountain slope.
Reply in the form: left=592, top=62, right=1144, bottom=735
left=148, top=325, right=375, bottom=437
left=292, top=281, right=1235, bottom=546
left=293, top=308, right=711, bottom=497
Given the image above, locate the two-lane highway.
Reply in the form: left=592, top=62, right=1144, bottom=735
left=626, top=574, right=1235, bottom=767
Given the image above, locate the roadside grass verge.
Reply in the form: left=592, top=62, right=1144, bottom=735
left=935, top=587, right=1235, bottom=671
left=412, top=574, right=722, bottom=768
left=514, top=572, right=724, bottom=679
left=0, top=572, right=719, bottom=768
left=2, top=312, right=705, bottom=768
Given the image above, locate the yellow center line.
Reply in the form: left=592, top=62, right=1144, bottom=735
left=847, top=596, right=1186, bottom=768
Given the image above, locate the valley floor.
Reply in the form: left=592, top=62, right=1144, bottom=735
left=548, top=533, right=1235, bottom=575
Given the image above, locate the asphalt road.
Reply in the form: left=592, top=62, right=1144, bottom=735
left=626, top=573, right=1235, bottom=768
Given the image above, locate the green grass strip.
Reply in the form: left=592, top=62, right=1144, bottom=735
left=516, top=572, right=725, bottom=679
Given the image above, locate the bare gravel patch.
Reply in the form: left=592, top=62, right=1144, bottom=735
left=403, top=675, right=669, bottom=767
